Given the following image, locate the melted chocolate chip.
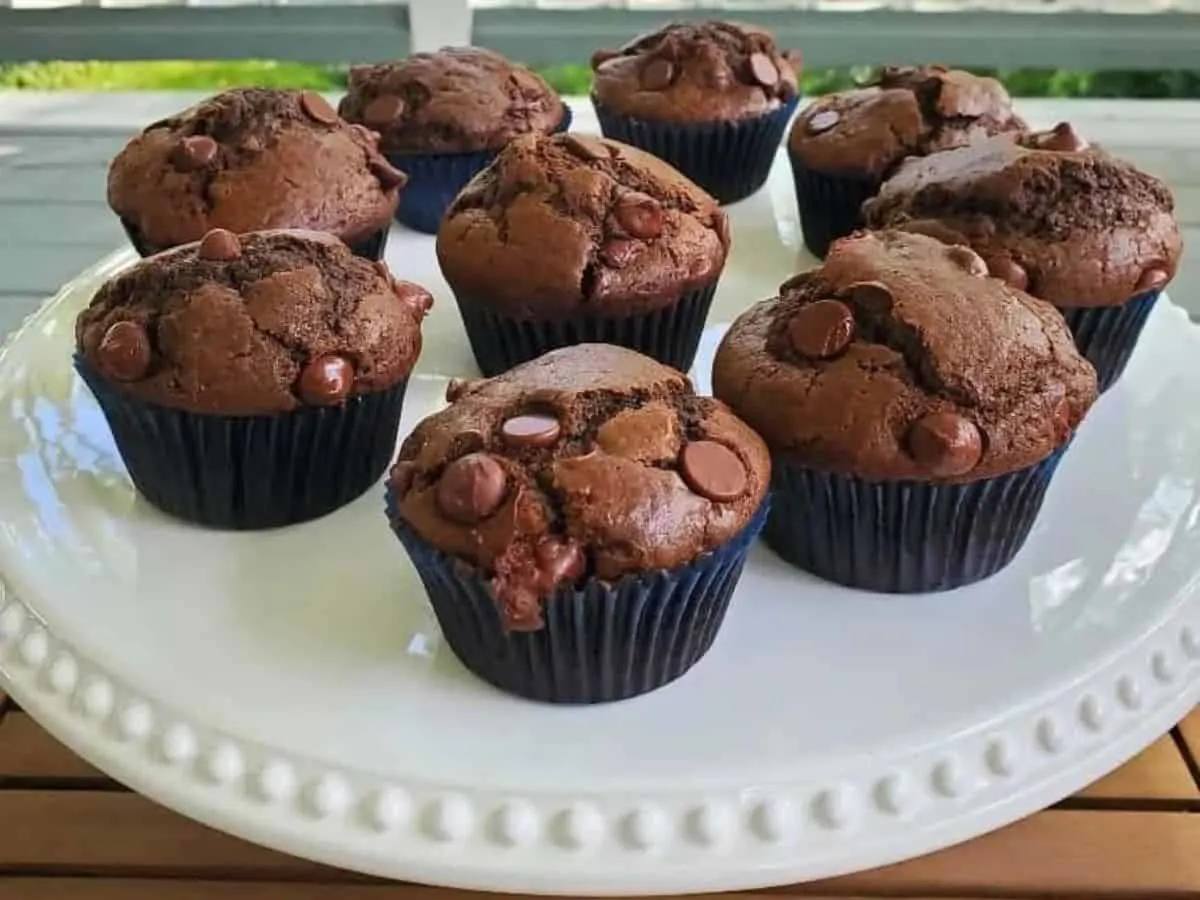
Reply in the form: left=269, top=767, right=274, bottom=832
left=170, top=135, right=218, bottom=171
left=534, top=537, right=585, bottom=587
left=787, top=299, right=855, bottom=360
left=297, top=354, right=354, bottom=405
left=601, top=238, right=638, bottom=268
left=1135, top=266, right=1170, bottom=295
left=749, top=52, right=779, bottom=88
left=946, top=245, right=989, bottom=278
left=300, top=91, right=340, bottom=125
left=365, top=156, right=405, bottom=189
left=680, top=440, right=747, bottom=502
left=445, top=377, right=483, bottom=403
left=590, top=48, right=619, bottom=70
left=197, top=228, right=241, bottom=261
left=97, top=320, right=151, bottom=382
left=807, top=109, right=840, bottom=135
left=395, top=282, right=433, bottom=317
left=641, top=58, right=675, bottom=91
left=615, top=192, right=663, bottom=240
left=906, top=412, right=983, bottom=477
left=349, top=123, right=381, bottom=146
left=390, top=460, right=417, bottom=495
left=987, top=256, right=1028, bottom=292
left=436, top=453, right=507, bottom=524
left=848, top=280, right=894, bottom=315
left=501, top=414, right=561, bottom=448
left=364, top=95, right=407, bottom=128
left=1038, top=122, right=1088, bottom=153
left=560, top=133, right=609, bottom=162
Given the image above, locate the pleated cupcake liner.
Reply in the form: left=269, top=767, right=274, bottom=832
left=118, top=218, right=391, bottom=262
left=386, top=490, right=769, bottom=704
left=763, top=447, right=1067, bottom=594
left=1056, top=289, right=1161, bottom=394
left=787, top=155, right=881, bottom=259
left=386, top=107, right=573, bottom=236
left=76, top=356, right=409, bottom=530
left=593, top=98, right=800, bottom=205
left=453, top=279, right=720, bottom=377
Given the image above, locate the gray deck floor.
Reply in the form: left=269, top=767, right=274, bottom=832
left=0, top=92, right=1197, bottom=338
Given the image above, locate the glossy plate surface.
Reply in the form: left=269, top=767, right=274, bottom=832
left=1, top=121, right=1199, bottom=895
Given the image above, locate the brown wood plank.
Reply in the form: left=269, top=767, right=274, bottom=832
left=0, top=712, right=110, bottom=781
left=1075, top=733, right=1198, bottom=800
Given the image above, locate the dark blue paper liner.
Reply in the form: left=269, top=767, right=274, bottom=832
left=453, top=279, right=720, bottom=377
left=1056, top=289, right=1161, bottom=394
left=118, top=218, right=392, bottom=263
left=787, top=154, right=880, bottom=259
left=593, top=98, right=800, bottom=205
left=76, top=355, right=409, bottom=530
left=387, top=108, right=573, bottom=235
left=763, top=447, right=1067, bottom=593
left=386, top=491, right=769, bottom=704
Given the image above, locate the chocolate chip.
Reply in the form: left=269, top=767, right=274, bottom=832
left=97, top=320, right=151, bottom=382
left=501, top=414, right=561, bottom=448
left=641, top=58, right=675, bottom=91
left=987, top=256, right=1028, bottom=292
left=560, top=133, right=609, bottom=162
left=906, top=412, right=983, bottom=478
left=534, top=537, right=585, bottom=587
left=590, top=48, right=619, bottom=70
left=680, top=441, right=747, bottom=502
left=390, top=460, right=417, bottom=495
left=848, top=280, right=894, bottom=314
left=946, top=245, right=989, bottom=278
left=170, top=135, right=218, bottom=171
left=297, top=355, right=354, bottom=405
left=300, top=91, right=339, bottom=125
left=368, top=156, right=408, bottom=190
left=787, top=299, right=855, bottom=360
left=1038, top=122, right=1088, bottom=153
left=445, top=377, right=483, bottom=403
left=807, top=109, right=840, bottom=135
left=363, top=95, right=407, bottom=128
left=436, top=453, right=507, bottom=525
left=349, top=123, right=380, bottom=146
left=601, top=238, right=638, bottom=268
left=1135, top=265, right=1170, bottom=295
left=395, top=282, right=433, bottom=317
left=749, top=52, right=779, bottom=88
left=615, top=192, right=663, bottom=240
left=197, top=228, right=241, bottom=261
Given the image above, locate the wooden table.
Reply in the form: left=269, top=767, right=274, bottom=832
left=0, top=687, right=1197, bottom=899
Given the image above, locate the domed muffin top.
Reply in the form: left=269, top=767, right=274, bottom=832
left=338, top=46, right=565, bottom=155
left=107, top=88, right=405, bottom=250
left=712, top=230, right=1097, bottom=483
left=389, top=343, right=770, bottom=631
left=76, top=229, right=430, bottom=416
left=787, top=65, right=1026, bottom=180
left=437, top=132, right=729, bottom=319
left=590, top=20, right=800, bottom=123
left=864, top=123, right=1182, bottom=306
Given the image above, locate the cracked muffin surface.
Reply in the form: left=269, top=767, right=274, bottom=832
left=75, top=228, right=430, bottom=416
left=787, top=65, right=1026, bottom=180
left=107, top=87, right=406, bottom=250
left=389, top=343, right=770, bottom=630
left=863, top=123, right=1183, bottom=307
left=590, top=20, right=800, bottom=124
left=712, top=230, right=1097, bottom=483
left=436, top=132, right=729, bottom=319
left=338, top=47, right=565, bottom=155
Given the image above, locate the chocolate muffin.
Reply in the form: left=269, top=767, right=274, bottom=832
left=386, top=343, right=770, bottom=703
left=787, top=65, right=1026, bottom=258
left=864, top=123, right=1183, bottom=392
left=107, top=88, right=406, bottom=261
left=437, top=131, right=729, bottom=377
left=76, top=228, right=431, bottom=529
left=712, top=230, right=1097, bottom=593
left=338, top=47, right=569, bottom=234
left=591, top=20, right=801, bottom=204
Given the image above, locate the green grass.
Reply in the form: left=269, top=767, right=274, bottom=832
left=2, top=59, right=1200, bottom=98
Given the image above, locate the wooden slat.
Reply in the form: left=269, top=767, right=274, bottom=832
left=0, top=712, right=110, bottom=781
left=1075, top=733, right=1198, bottom=801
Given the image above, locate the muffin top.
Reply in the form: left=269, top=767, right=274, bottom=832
left=590, top=20, right=801, bottom=123
left=390, top=344, right=770, bottom=631
left=76, top=229, right=430, bottom=416
left=107, top=88, right=406, bottom=249
left=712, top=230, right=1097, bottom=484
left=787, top=66, right=1026, bottom=180
left=437, top=132, right=729, bottom=319
left=863, top=123, right=1183, bottom=307
left=338, top=47, right=566, bottom=155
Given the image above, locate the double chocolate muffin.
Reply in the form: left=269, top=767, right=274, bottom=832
left=864, top=123, right=1183, bottom=392
left=437, top=132, right=729, bottom=376
left=76, top=228, right=431, bottom=529
left=339, top=47, right=569, bottom=234
left=591, top=20, right=801, bottom=203
left=787, top=65, right=1025, bottom=258
left=386, top=343, right=770, bottom=703
left=107, top=88, right=406, bottom=260
left=713, top=230, right=1097, bottom=593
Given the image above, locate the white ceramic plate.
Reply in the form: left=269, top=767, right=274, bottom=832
left=1, top=125, right=1199, bottom=896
